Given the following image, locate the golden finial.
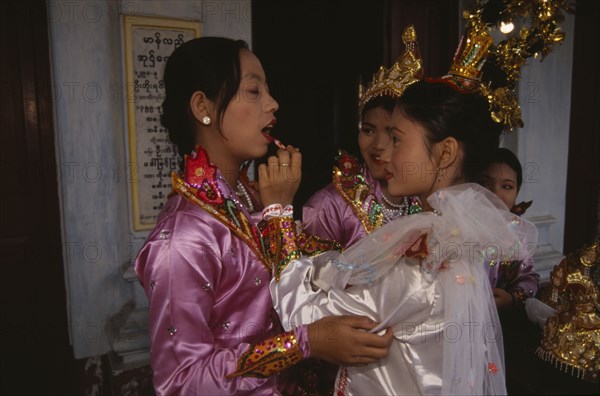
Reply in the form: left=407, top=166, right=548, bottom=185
left=358, top=25, right=423, bottom=112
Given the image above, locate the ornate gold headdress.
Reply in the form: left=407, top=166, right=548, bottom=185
left=358, top=25, right=423, bottom=113
left=434, top=0, right=573, bottom=130
left=537, top=240, right=600, bottom=383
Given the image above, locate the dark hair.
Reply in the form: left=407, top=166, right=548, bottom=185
left=361, top=95, right=396, bottom=118
left=486, top=147, right=523, bottom=190
left=160, top=37, right=249, bottom=156
left=396, top=80, right=503, bottom=182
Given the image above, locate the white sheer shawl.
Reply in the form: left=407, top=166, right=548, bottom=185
left=271, top=184, right=538, bottom=395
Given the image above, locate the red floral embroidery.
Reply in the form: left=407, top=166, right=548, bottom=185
left=185, top=148, right=213, bottom=186
left=337, top=151, right=359, bottom=176
left=184, top=147, right=223, bottom=205
left=488, top=362, right=498, bottom=374
left=336, top=150, right=361, bottom=189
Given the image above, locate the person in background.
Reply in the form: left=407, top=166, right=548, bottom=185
left=477, top=147, right=539, bottom=310
left=302, top=26, right=423, bottom=249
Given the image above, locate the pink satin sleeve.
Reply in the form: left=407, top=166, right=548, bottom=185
left=302, top=184, right=367, bottom=248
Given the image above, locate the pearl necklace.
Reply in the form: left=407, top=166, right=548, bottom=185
left=381, top=194, right=408, bottom=223
left=236, top=180, right=255, bottom=213
left=381, top=192, right=404, bottom=209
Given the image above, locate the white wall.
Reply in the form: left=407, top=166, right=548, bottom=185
left=48, top=0, right=251, bottom=359
left=516, top=13, right=575, bottom=281
left=459, top=0, right=574, bottom=282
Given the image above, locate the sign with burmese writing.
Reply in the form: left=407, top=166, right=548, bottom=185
left=123, top=15, right=201, bottom=231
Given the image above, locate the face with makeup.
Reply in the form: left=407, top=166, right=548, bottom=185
left=477, top=162, right=518, bottom=209
left=358, top=106, right=393, bottom=180
left=215, top=48, right=279, bottom=163
left=382, top=106, right=462, bottom=201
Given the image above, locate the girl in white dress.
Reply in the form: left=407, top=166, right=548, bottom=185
left=266, top=77, right=538, bottom=395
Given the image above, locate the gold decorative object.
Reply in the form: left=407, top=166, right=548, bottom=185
left=537, top=241, right=600, bottom=382
left=438, top=0, right=573, bottom=130
left=358, top=25, right=423, bottom=112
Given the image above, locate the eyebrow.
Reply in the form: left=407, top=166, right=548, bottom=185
left=244, top=73, right=264, bottom=82
left=389, top=126, right=405, bottom=134
left=481, top=173, right=515, bottom=183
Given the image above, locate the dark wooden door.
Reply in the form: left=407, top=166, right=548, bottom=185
left=0, top=1, right=75, bottom=393
left=564, top=0, right=600, bottom=252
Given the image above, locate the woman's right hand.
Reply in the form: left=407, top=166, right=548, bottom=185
left=307, top=315, right=393, bottom=366
left=258, top=145, right=301, bottom=207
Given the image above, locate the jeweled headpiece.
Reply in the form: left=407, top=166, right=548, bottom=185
left=358, top=25, right=423, bottom=113
left=442, top=24, right=494, bottom=93
left=449, top=26, right=494, bottom=85
left=433, top=0, right=573, bottom=130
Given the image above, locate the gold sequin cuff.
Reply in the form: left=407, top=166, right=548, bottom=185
left=296, top=227, right=342, bottom=257
left=260, top=216, right=302, bottom=281
left=510, top=289, right=528, bottom=306
left=227, top=330, right=304, bottom=378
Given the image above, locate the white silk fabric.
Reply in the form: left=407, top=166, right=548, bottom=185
left=271, top=184, right=538, bottom=395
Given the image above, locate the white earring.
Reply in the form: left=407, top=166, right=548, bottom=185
left=202, top=116, right=211, bottom=125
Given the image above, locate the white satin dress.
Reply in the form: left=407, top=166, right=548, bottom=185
left=271, top=184, right=538, bottom=395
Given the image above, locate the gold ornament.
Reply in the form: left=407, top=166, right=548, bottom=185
left=358, top=25, right=423, bottom=112
left=537, top=241, right=600, bottom=383
left=438, top=0, right=573, bottom=130
left=448, top=22, right=494, bottom=82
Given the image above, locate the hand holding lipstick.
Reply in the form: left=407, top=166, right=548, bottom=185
left=258, top=145, right=301, bottom=207
left=263, top=132, right=287, bottom=150
left=262, top=118, right=287, bottom=150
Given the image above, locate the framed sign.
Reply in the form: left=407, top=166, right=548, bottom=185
left=123, top=15, right=201, bottom=231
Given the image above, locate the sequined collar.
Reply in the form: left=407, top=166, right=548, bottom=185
left=172, top=146, right=270, bottom=270
left=332, top=150, right=383, bottom=233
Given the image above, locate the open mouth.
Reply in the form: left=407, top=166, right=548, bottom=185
left=261, top=121, right=275, bottom=136
left=261, top=120, right=286, bottom=149
left=371, top=155, right=383, bottom=165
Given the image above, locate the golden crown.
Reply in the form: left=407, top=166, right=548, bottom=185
left=358, top=25, right=423, bottom=112
left=437, top=0, right=572, bottom=130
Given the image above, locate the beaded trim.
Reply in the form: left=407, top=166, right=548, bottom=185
left=296, top=225, right=342, bottom=257
left=260, top=216, right=302, bottom=282
left=236, top=180, right=255, bottom=213
left=173, top=146, right=270, bottom=271
left=227, top=330, right=304, bottom=378
left=510, top=289, right=528, bottom=306
left=262, top=217, right=342, bottom=282
left=335, top=367, right=349, bottom=396
left=332, top=150, right=383, bottom=234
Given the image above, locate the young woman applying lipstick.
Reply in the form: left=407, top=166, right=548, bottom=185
left=302, top=26, right=423, bottom=248
left=134, top=37, right=392, bottom=396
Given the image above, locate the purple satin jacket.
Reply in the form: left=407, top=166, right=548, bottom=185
left=135, top=189, right=309, bottom=395
left=487, top=257, right=539, bottom=300
left=303, top=171, right=382, bottom=249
